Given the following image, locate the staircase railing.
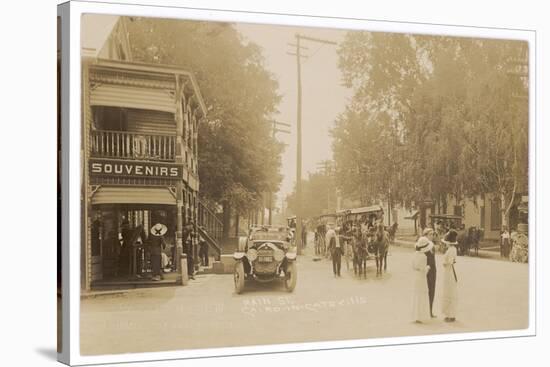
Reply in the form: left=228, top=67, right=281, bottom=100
left=197, top=200, right=223, bottom=259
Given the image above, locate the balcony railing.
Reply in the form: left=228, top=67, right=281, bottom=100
left=90, top=129, right=176, bottom=162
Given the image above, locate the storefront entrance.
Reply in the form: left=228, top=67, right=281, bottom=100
left=89, top=204, right=179, bottom=288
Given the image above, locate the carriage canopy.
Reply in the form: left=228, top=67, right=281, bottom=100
left=347, top=205, right=384, bottom=222
left=429, top=214, right=463, bottom=229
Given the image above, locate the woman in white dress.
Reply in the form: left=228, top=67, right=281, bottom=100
left=441, top=230, right=459, bottom=322
left=412, top=236, right=433, bottom=323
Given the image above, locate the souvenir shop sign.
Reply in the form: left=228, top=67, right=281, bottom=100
left=90, top=159, right=184, bottom=180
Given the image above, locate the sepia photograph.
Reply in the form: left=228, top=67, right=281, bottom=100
left=73, top=9, right=530, bottom=359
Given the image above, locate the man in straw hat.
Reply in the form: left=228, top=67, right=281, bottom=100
left=150, top=223, right=167, bottom=281
left=441, top=229, right=459, bottom=322
left=412, top=234, right=434, bottom=323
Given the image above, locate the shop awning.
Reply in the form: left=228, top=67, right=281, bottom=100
left=90, top=84, right=176, bottom=114
left=91, top=187, right=176, bottom=205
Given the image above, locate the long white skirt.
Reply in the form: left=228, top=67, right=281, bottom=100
left=412, top=273, right=431, bottom=322
left=441, top=266, right=458, bottom=318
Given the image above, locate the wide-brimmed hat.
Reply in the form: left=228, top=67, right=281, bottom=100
left=150, top=223, right=168, bottom=237
left=415, top=237, right=434, bottom=253
left=442, top=229, right=458, bottom=245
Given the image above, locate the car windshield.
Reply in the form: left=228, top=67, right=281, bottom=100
left=250, top=228, right=289, bottom=241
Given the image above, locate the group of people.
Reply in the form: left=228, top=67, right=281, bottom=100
left=117, top=219, right=210, bottom=282
left=501, top=224, right=529, bottom=263
left=412, top=227, right=459, bottom=323
left=320, top=218, right=385, bottom=278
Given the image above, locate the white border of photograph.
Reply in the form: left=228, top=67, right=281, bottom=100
left=60, top=1, right=536, bottom=365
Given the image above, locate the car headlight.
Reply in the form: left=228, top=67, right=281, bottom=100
left=273, top=248, right=285, bottom=262
left=247, top=248, right=258, bottom=261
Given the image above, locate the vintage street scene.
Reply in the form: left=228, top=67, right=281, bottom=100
left=79, top=15, right=529, bottom=355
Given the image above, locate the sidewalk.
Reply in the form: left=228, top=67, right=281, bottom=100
left=81, top=289, right=138, bottom=299
left=393, top=236, right=505, bottom=261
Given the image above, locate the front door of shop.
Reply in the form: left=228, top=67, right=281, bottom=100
left=91, top=217, right=103, bottom=281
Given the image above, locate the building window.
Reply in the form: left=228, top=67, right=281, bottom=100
left=480, top=206, right=485, bottom=229
left=92, top=106, right=128, bottom=131
left=490, top=199, right=502, bottom=231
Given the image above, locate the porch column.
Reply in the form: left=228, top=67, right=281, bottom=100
left=175, top=76, right=185, bottom=274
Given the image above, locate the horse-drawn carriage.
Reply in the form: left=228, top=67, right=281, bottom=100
left=339, top=205, right=389, bottom=277
left=429, top=214, right=483, bottom=256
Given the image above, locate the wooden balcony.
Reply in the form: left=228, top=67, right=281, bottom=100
left=90, top=129, right=176, bottom=162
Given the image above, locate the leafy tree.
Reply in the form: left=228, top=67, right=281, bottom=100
left=335, top=31, right=528, bottom=226
left=125, top=17, right=284, bottom=231
left=286, top=172, right=335, bottom=219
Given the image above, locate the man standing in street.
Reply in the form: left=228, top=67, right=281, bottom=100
left=422, top=228, right=438, bottom=318
left=326, top=223, right=342, bottom=277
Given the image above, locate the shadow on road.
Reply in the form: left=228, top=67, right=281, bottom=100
left=234, top=278, right=291, bottom=296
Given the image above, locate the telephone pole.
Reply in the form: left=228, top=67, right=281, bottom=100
left=317, top=160, right=334, bottom=214
left=287, top=34, right=337, bottom=254
left=268, top=120, right=290, bottom=225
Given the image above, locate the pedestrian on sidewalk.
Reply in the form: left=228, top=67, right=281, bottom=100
left=183, top=222, right=196, bottom=280
left=150, top=223, right=167, bottom=281
left=412, top=236, right=433, bottom=323
left=501, top=225, right=511, bottom=259
left=198, top=234, right=209, bottom=267
left=441, top=230, right=459, bottom=322
left=118, top=219, right=131, bottom=277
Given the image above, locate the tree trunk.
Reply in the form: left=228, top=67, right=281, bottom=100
left=501, top=180, right=517, bottom=230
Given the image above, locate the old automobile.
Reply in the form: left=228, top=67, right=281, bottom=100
left=233, top=225, right=297, bottom=294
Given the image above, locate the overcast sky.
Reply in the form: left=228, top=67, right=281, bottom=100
left=235, top=22, right=353, bottom=207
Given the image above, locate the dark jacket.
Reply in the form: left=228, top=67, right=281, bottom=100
left=425, top=249, right=437, bottom=276
left=150, top=235, right=165, bottom=256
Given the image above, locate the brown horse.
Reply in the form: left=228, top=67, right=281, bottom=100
left=458, top=226, right=483, bottom=256
left=387, top=222, right=398, bottom=244
left=373, top=224, right=389, bottom=276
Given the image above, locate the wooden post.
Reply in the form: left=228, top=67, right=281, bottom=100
left=295, top=34, right=303, bottom=255
left=175, top=76, right=185, bottom=273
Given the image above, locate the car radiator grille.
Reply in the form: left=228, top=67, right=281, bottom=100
left=254, top=248, right=277, bottom=273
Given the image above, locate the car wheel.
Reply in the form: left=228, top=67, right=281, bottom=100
left=284, top=262, right=297, bottom=292
left=234, top=261, right=245, bottom=294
